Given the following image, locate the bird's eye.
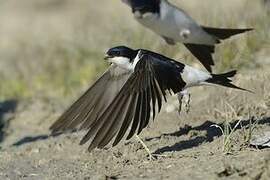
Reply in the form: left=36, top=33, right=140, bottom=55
left=115, top=51, right=120, bottom=56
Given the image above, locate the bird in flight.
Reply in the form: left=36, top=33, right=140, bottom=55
left=50, top=46, right=251, bottom=154
left=122, top=0, right=253, bottom=72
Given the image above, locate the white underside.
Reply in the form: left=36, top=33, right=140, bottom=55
left=134, top=0, right=216, bottom=45
left=181, top=65, right=212, bottom=88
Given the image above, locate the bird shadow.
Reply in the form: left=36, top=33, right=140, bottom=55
left=13, top=135, right=51, bottom=146
left=0, top=99, right=17, bottom=143
left=12, top=116, right=270, bottom=152
left=12, top=131, right=75, bottom=146
left=148, top=116, right=270, bottom=155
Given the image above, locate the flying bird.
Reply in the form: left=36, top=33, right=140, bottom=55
left=122, top=0, right=253, bottom=72
left=50, top=46, right=250, bottom=152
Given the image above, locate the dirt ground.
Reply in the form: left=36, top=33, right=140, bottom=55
left=0, top=0, right=270, bottom=180
left=1, top=69, right=270, bottom=180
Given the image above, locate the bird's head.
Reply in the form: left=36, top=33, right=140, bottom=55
left=104, top=46, right=138, bottom=68
left=123, top=0, right=160, bottom=17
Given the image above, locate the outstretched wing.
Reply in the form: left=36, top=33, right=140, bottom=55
left=79, top=51, right=187, bottom=151
left=50, top=64, right=132, bottom=134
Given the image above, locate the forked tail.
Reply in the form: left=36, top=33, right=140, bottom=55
left=202, top=27, right=253, bottom=42
left=206, top=70, right=253, bottom=93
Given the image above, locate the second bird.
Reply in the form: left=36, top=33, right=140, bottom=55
left=122, top=0, right=252, bottom=72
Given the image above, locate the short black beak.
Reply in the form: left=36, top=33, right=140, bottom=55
left=132, top=4, right=149, bottom=12
left=132, top=7, right=143, bottom=13
left=104, top=55, right=111, bottom=60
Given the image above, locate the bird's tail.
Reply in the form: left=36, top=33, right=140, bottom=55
left=202, top=26, right=253, bottom=42
left=206, top=70, right=252, bottom=92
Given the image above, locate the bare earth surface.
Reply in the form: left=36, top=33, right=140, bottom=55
left=1, top=71, right=270, bottom=180
left=0, top=0, right=270, bottom=180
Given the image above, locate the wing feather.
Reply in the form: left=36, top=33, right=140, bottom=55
left=85, top=53, right=186, bottom=149
left=98, top=94, right=134, bottom=148
left=112, top=93, right=139, bottom=146
left=50, top=65, right=132, bottom=134
left=86, top=89, right=128, bottom=151
left=51, top=50, right=187, bottom=151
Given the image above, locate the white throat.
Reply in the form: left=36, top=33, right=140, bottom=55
left=109, top=52, right=141, bottom=71
left=109, top=57, right=132, bottom=70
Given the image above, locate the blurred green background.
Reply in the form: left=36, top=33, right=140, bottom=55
left=0, top=0, right=269, bottom=102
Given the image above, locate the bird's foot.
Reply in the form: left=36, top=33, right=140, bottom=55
left=135, top=135, right=156, bottom=161
left=177, top=90, right=191, bottom=115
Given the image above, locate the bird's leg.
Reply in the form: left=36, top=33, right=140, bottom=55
left=177, top=90, right=191, bottom=115
left=177, top=92, right=183, bottom=114
left=184, top=92, right=191, bottom=113
left=135, top=135, right=155, bottom=160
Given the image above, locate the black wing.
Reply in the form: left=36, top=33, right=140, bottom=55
left=50, top=64, right=132, bottom=134
left=78, top=51, right=186, bottom=151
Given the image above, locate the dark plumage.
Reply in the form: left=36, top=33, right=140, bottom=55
left=123, top=0, right=253, bottom=72
left=50, top=46, right=250, bottom=151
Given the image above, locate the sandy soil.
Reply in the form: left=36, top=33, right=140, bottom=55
left=1, top=71, right=270, bottom=180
